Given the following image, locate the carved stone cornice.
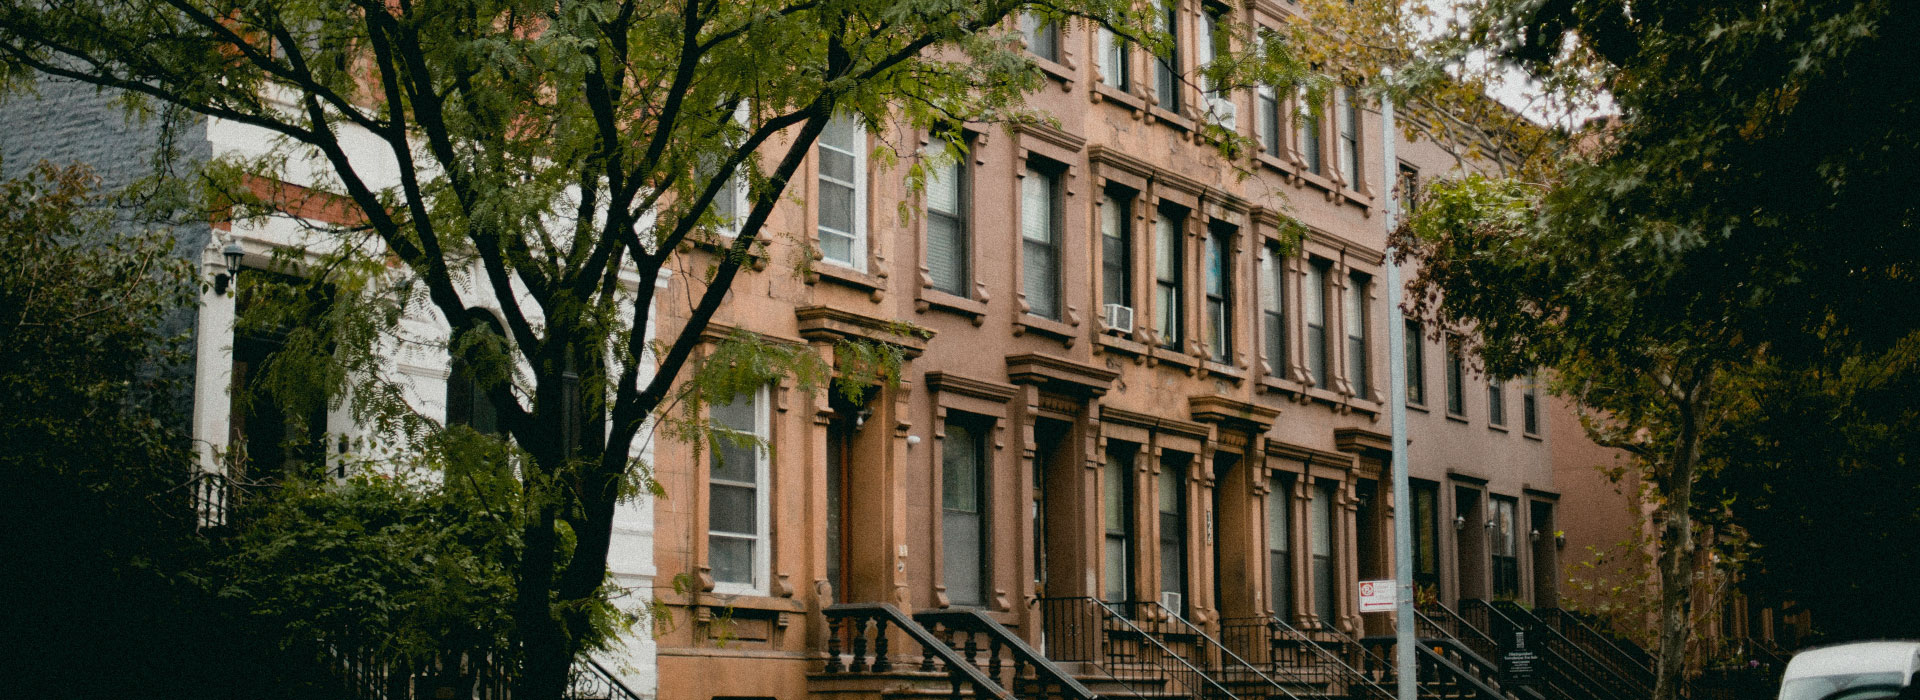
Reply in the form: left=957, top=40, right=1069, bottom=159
left=1100, top=406, right=1210, bottom=441
left=1264, top=438, right=1353, bottom=469
left=1187, top=395, right=1282, bottom=432
left=1333, top=427, right=1392, bottom=459
left=1004, top=352, right=1118, bottom=396
left=1011, top=120, right=1088, bottom=154
left=924, top=371, right=1018, bottom=403
left=794, top=305, right=932, bottom=358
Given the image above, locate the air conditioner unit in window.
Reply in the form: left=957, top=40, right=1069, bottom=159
left=1102, top=303, right=1134, bottom=334
left=1160, top=591, right=1184, bottom=618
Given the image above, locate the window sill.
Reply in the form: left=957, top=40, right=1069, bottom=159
left=1149, top=345, right=1200, bottom=374
left=811, top=262, right=886, bottom=300
left=1258, top=375, right=1307, bottom=398
left=1031, top=54, right=1077, bottom=90
left=1347, top=396, right=1383, bottom=416
left=656, top=590, right=806, bottom=615
left=1445, top=412, right=1470, bottom=424
left=1407, top=400, right=1430, bottom=414
left=690, top=232, right=771, bottom=270
left=1256, top=151, right=1293, bottom=175
left=1148, top=106, right=1194, bottom=133
left=1203, top=360, right=1246, bottom=383
left=1093, top=83, right=1145, bottom=112
left=1095, top=330, right=1150, bottom=358
left=918, top=287, right=988, bottom=326
left=1488, top=423, right=1510, bottom=434
left=1523, top=430, right=1544, bottom=442
left=1013, top=313, right=1078, bottom=346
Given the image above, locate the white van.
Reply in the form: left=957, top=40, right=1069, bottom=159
left=1779, top=641, right=1920, bottom=700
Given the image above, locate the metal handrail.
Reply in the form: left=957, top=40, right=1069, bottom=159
left=913, top=608, right=1101, bottom=700
left=1226, top=615, right=1395, bottom=700
left=1036, top=596, right=1239, bottom=700
left=822, top=602, right=1013, bottom=699
left=1465, top=600, right=1617, bottom=700
left=1537, top=607, right=1653, bottom=676
left=1127, top=603, right=1302, bottom=700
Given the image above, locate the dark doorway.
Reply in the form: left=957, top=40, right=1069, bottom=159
left=1032, top=417, right=1072, bottom=600
left=1529, top=500, right=1557, bottom=608
left=1454, top=485, right=1487, bottom=601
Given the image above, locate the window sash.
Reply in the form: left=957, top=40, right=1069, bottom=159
left=1346, top=274, right=1368, bottom=395
left=1154, top=1, right=1180, bottom=111
left=1446, top=340, right=1466, bottom=415
left=1103, top=454, right=1134, bottom=603
left=1020, top=13, right=1058, bottom=62
left=1022, top=170, right=1060, bottom=319
left=1258, top=86, right=1281, bottom=156
left=1097, top=26, right=1130, bottom=89
left=1154, top=211, right=1183, bottom=346
left=1337, top=86, right=1360, bottom=182
left=1101, top=193, right=1132, bottom=310
left=1260, top=246, right=1286, bottom=376
left=1522, top=376, right=1539, bottom=433
left=709, top=388, right=770, bottom=594
left=1310, top=481, right=1336, bottom=622
left=927, top=159, right=969, bottom=297
left=1296, top=88, right=1323, bottom=174
left=1405, top=320, right=1426, bottom=405
left=943, top=420, right=989, bottom=606
left=1159, top=460, right=1187, bottom=615
left=1305, top=262, right=1328, bottom=388
left=1268, top=476, right=1292, bottom=617
left=817, top=114, right=866, bottom=270
left=1489, top=379, right=1506, bottom=426
left=1205, top=232, right=1231, bottom=363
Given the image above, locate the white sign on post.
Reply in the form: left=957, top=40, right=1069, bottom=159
left=1358, top=579, right=1397, bottom=613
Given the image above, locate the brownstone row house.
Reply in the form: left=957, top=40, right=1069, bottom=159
left=645, top=3, right=1576, bottom=698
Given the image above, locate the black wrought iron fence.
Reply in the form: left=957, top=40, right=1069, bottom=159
left=1035, top=596, right=1238, bottom=700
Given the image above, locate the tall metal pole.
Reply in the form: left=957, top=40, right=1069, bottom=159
left=1380, top=68, right=1419, bottom=700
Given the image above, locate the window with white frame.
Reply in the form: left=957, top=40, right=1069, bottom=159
left=709, top=386, right=771, bottom=593
left=1101, top=190, right=1135, bottom=316
left=712, top=104, right=752, bottom=236
left=926, top=153, right=970, bottom=297
left=1103, top=449, right=1136, bottom=604
left=1154, top=0, right=1181, bottom=112
left=943, top=416, right=990, bottom=606
left=1258, top=84, right=1281, bottom=156
left=816, top=112, right=866, bottom=270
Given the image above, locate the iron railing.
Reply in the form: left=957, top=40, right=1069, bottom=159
left=1462, top=600, right=1619, bottom=700
left=1356, top=637, right=1512, bottom=700
left=325, top=642, right=641, bottom=700
left=1113, top=603, right=1297, bottom=700
left=1036, top=596, right=1239, bottom=699
left=913, top=608, right=1100, bottom=700
left=823, top=603, right=1013, bottom=699
left=1222, top=616, right=1395, bottom=700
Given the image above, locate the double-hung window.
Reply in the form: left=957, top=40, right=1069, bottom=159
left=1197, top=5, right=1233, bottom=126
left=1020, top=12, right=1059, bottom=63
left=816, top=113, right=866, bottom=270
left=1159, top=457, right=1189, bottom=616
left=1412, top=482, right=1439, bottom=589
left=1258, top=85, right=1282, bottom=156
left=1346, top=272, right=1370, bottom=396
left=1296, top=88, right=1323, bottom=175
left=926, top=155, right=970, bottom=297
left=1097, top=25, right=1130, bottom=89
left=1310, top=480, right=1336, bottom=623
left=1154, top=208, right=1185, bottom=348
left=1022, top=167, right=1062, bottom=320
left=1154, top=0, right=1181, bottom=112
left=1204, top=226, right=1233, bottom=363
left=1304, top=260, right=1330, bottom=388
left=942, top=417, right=990, bottom=607
left=1445, top=335, right=1466, bottom=416
left=1103, top=451, right=1136, bottom=604
left=1260, top=243, right=1286, bottom=376
left=1267, top=475, right=1292, bottom=617
left=1405, top=319, right=1426, bottom=405
left=710, top=387, right=771, bottom=594
left=1336, top=86, right=1361, bottom=184
left=711, top=103, right=752, bottom=236
left=1522, top=374, right=1540, bottom=434
left=1489, top=378, right=1507, bottom=427
left=1101, top=191, right=1134, bottom=323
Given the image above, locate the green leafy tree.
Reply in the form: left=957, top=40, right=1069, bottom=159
left=0, top=2, right=1286, bottom=696
left=1402, top=1, right=1920, bottom=696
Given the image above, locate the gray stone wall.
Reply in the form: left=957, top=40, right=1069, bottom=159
left=0, top=76, right=213, bottom=423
